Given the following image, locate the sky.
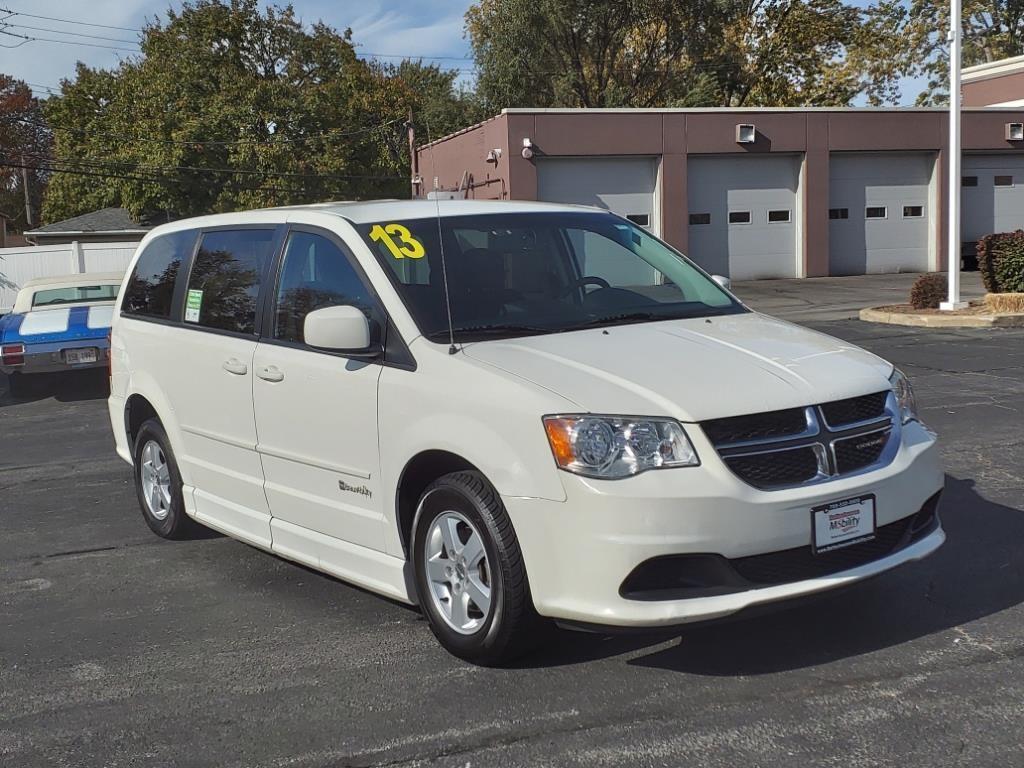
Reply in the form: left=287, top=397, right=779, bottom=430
left=0, top=0, right=926, bottom=105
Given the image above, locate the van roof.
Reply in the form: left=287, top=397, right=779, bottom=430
left=144, top=199, right=608, bottom=235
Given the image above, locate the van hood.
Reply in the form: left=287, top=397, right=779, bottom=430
left=462, top=312, right=894, bottom=422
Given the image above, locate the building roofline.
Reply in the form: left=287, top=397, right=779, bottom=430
left=963, top=54, right=1024, bottom=82
left=25, top=228, right=150, bottom=236
left=499, top=106, right=1023, bottom=114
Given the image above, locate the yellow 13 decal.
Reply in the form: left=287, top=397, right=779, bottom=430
left=369, top=223, right=425, bottom=259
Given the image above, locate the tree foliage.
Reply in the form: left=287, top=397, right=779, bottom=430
left=879, top=0, right=1024, bottom=104
left=41, top=0, right=476, bottom=223
left=467, top=0, right=907, bottom=109
left=0, top=75, right=51, bottom=231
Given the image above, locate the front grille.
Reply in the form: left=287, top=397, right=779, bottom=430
left=702, top=407, right=807, bottom=445
left=725, top=446, right=820, bottom=490
left=820, top=391, right=888, bottom=428
left=834, top=428, right=891, bottom=474
left=701, top=391, right=897, bottom=491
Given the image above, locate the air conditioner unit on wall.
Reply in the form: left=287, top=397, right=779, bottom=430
left=736, top=124, right=757, bottom=144
left=1007, top=123, right=1024, bottom=142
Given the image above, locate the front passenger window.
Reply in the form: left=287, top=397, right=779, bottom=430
left=274, top=231, right=375, bottom=344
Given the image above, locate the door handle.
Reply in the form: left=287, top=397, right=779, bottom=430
left=257, top=365, right=285, bottom=383
left=222, top=358, right=248, bottom=376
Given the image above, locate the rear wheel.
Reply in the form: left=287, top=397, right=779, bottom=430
left=413, top=471, right=544, bottom=665
left=133, top=419, right=198, bottom=539
left=6, top=372, right=29, bottom=398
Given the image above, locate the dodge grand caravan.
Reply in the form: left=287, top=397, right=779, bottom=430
left=108, top=200, right=944, bottom=664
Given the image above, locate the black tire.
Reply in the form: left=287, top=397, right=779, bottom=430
left=132, top=418, right=199, bottom=540
left=412, top=470, right=545, bottom=665
left=6, top=372, right=29, bottom=399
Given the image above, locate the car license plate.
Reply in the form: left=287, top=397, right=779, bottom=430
left=65, top=348, right=98, bottom=365
left=812, top=494, right=876, bottom=553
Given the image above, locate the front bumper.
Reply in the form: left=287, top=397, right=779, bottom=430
left=504, top=420, right=944, bottom=628
left=0, top=339, right=110, bottom=376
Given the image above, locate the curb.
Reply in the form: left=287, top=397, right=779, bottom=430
left=860, top=307, right=1024, bottom=328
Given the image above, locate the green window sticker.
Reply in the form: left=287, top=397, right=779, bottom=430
left=185, top=289, right=203, bottom=323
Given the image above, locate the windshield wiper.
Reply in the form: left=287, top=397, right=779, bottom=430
left=563, top=311, right=663, bottom=330
left=427, top=323, right=556, bottom=340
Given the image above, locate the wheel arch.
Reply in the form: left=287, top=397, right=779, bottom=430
left=395, top=449, right=481, bottom=559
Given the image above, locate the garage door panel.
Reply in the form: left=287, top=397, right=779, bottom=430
left=536, top=157, right=657, bottom=231
left=962, top=155, right=1024, bottom=244
left=687, top=155, right=800, bottom=280
left=829, top=153, right=934, bottom=275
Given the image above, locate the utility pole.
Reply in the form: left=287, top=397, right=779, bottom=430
left=941, top=0, right=967, bottom=310
left=20, top=154, right=33, bottom=228
left=407, top=110, right=421, bottom=199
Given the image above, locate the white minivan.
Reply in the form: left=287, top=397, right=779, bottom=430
left=108, top=200, right=944, bottom=664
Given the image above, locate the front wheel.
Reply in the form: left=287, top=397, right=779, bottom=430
left=412, top=471, right=544, bottom=665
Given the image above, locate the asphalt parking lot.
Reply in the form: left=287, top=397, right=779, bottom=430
left=3, top=275, right=1023, bottom=767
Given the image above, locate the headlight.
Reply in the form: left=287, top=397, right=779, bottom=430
left=543, top=415, right=699, bottom=479
left=890, top=368, right=919, bottom=424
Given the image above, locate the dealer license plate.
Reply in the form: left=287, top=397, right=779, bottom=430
left=812, top=494, right=876, bottom=553
left=65, top=348, right=98, bottom=365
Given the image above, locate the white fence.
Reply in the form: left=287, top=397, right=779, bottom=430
left=0, top=241, right=140, bottom=314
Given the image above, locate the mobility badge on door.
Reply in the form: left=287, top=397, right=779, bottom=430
left=185, top=289, right=203, bottom=323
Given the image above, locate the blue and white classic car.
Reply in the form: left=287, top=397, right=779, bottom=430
left=1, top=272, right=123, bottom=397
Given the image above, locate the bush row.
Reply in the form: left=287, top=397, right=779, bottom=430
left=977, top=230, right=1024, bottom=293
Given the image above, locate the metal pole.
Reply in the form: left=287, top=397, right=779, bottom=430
left=941, top=0, right=967, bottom=310
left=20, top=154, right=33, bottom=228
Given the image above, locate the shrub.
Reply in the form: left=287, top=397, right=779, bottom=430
left=909, top=273, right=948, bottom=309
left=977, top=230, right=1024, bottom=293
left=995, top=245, right=1024, bottom=294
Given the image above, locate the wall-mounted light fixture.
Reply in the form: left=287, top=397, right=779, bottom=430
left=486, top=148, right=502, bottom=164
left=522, top=137, right=535, bottom=159
left=735, top=124, right=757, bottom=144
left=1007, top=122, right=1024, bottom=141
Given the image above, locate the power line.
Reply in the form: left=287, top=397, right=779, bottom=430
left=4, top=22, right=139, bottom=45
left=0, top=28, right=139, bottom=52
left=0, top=6, right=140, bottom=33
left=3, top=115, right=406, bottom=147
left=14, top=151, right=406, bottom=182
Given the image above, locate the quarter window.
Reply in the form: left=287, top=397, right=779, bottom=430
left=865, top=206, right=887, bottom=219
left=728, top=211, right=751, bottom=224
left=829, top=208, right=849, bottom=220
left=274, top=231, right=375, bottom=345
left=185, top=229, right=276, bottom=334
left=122, top=230, right=195, bottom=319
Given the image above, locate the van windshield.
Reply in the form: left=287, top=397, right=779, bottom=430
left=356, top=211, right=744, bottom=342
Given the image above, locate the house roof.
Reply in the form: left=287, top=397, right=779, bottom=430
left=25, top=207, right=151, bottom=236
left=963, top=54, right=1024, bottom=82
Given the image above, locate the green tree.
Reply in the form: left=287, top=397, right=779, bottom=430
left=0, top=74, right=51, bottom=231
left=467, top=0, right=907, bottom=108
left=42, top=0, right=470, bottom=222
left=880, top=0, right=1024, bottom=104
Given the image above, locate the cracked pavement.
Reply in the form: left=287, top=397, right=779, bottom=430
left=2, top=276, right=1023, bottom=767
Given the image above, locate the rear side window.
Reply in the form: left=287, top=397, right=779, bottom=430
left=122, top=230, right=195, bottom=318
left=33, top=284, right=120, bottom=307
left=273, top=231, right=376, bottom=344
left=185, top=229, right=276, bottom=334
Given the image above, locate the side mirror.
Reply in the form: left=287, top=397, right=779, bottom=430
left=303, top=305, right=378, bottom=357
left=712, top=274, right=732, bottom=290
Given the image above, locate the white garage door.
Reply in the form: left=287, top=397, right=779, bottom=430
left=829, top=153, right=934, bottom=275
left=962, top=155, right=1024, bottom=245
left=687, top=155, right=800, bottom=280
left=536, top=157, right=658, bottom=232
